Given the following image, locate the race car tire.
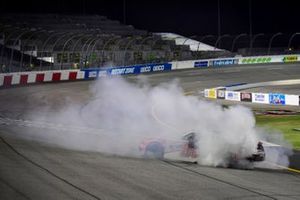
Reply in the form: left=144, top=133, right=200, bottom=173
left=144, top=142, right=165, bottom=159
left=228, top=159, right=254, bottom=169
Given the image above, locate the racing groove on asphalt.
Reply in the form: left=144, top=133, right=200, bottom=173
left=1, top=63, right=300, bottom=199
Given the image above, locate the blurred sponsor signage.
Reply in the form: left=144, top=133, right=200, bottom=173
left=225, top=91, right=240, bottom=101
left=269, top=93, right=285, bottom=105
left=217, top=90, right=225, bottom=99
left=83, top=63, right=172, bottom=78
left=241, top=57, right=272, bottom=64
left=211, top=59, right=237, bottom=66
left=252, top=93, right=269, bottom=104
left=240, top=92, right=252, bottom=102
left=283, top=55, right=298, bottom=63
left=194, top=61, right=208, bottom=67
left=205, top=89, right=217, bottom=98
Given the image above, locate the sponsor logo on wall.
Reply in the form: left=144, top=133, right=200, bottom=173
left=283, top=55, right=298, bottom=63
left=83, top=63, right=172, bottom=79
left=194, top=61, right=208, bottom=67
left=217, top=90, right=225, bottom=99
left=88, top=71, right=98, bottom=78
left=240, top=92, right=252, bottom=102
left=225, top=91, right=240, bottom=101
left=269, top=93, right=285, bottom=105
left=252, top=93, right=269, bottom=104
left=205, top=89, right=217, bottom=98
left=241, top=57, right=272, bottom=64
left=210, top=59, right=238, bottom=66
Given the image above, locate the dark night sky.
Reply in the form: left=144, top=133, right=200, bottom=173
left=1, top=0, right=299, bottom=37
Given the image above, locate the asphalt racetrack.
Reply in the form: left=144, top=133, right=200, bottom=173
left=1, top=63, right=300, bottom=200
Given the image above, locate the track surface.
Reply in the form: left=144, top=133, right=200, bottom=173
left=1, top=63, right=300, bottom=200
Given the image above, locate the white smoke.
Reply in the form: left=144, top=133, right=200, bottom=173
left=23, top=76, right=291, bottom=168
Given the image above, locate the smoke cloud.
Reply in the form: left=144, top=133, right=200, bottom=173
left=22, top=77, right=291, bottom=168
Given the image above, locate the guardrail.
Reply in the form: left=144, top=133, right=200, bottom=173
left=1, top=54, right=299, bottom=87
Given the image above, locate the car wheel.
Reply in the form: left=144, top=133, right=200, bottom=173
left=144, top=142, right=165, bottom=159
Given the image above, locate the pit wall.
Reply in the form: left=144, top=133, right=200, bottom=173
left=0, top=54, right=299, bottom=87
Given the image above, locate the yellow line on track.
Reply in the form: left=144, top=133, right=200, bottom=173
left=287, top=167, right=300, bottom=174
left=266, top=161, right=300, bottom=174
left=184, top=91, right=195, bottom=96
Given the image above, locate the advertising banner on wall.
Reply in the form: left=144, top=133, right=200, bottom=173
left=82, top=63, right=172, bottom=79
left=282, top=55, right=298, bottom=63
left=240, top=92, right=252, bottom=102
left=217, top=90, right=225, bottom=99
left=210, top=59, right=238, bottom=66
left=194, top=61, right=209, bottom=68
left=252, top=93, right=269, bottom=104
left=285, top=94, right=299, bottom=106
left=138, top=63, right=172, bottom=73
left=204, top=89, right=217, bottom=98
left=225, top=91, right=241, bottom=101
left=269, top=93, right=286, bottom=105
left=240, top=57, right=272, bottom=64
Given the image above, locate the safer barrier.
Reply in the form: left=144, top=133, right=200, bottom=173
left=1, top=54, right=299, bottom=88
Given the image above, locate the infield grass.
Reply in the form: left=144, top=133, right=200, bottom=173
left=255, top=115, right=300, bottom=149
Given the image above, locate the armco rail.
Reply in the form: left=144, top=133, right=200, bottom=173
left=0, top=54, right=299, bottom=88
left=204, top=79, right=300, bottom=107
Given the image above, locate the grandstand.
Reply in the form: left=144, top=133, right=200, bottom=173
left=0, top=14, right=230, bottom=72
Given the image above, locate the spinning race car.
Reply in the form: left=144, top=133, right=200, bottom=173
left=139, top=132, right=266, bottom=167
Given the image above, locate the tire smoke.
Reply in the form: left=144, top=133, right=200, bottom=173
left=24, top=77, right=291, bottom=168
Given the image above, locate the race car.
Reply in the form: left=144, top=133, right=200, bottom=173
left=139, top=132, right=266, bottom=166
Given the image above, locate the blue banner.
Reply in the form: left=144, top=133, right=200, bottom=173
left=82, top=63, right=172, bottom=79
left=194, top=61, right=208, bottom=68
left=269, top=93, right=285, bottom=105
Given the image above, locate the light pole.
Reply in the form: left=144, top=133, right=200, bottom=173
left=214, top=34, right=230, bottom=50
left=267, top=32, right=283, bottom=55
left=231, top=33, right=247, bottom=52
left=287, top=32, right=300, bottom=52
left=249, top=33, right=264, bottom=55
left=217, top=0, right=221, bottom=39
